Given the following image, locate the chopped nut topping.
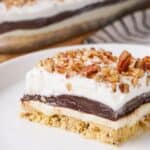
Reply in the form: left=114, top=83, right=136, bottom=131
left=71, top=62, right=83, bottom=73
left=131, top=78, right=138, bottom=87
left=38, top=48, right=149, bottom=93
left=81, top=64, right=99, bottom=77
left=66, top=83, right=72, bottom=91
left=38, top=58, right=54, bottom=73
left=143, top=56, right=150, bottom=71
left=129, top=58, right=137, bottom=68
left=111, top=83, right=117, bottom=92
left=107, top=69, right=120, bottom=83
left=129, top=68, right=144, bottom=78
left=146, top=76, right=150, bottom=86
left=119, top=83, right=129, bottom=93
left=55, top=65, right=66, bottom=74
left=117, top=50, right=131, bottom=73
left=135, top=58, right=144, bottom=69
left=101, top=67, right=120, bottom=83
left=2, top=0, right=35, bottom=8
left=93, top=73, right=103, bottom=82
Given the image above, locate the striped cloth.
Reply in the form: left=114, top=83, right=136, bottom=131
left=85, top=9, right=150, bottom=44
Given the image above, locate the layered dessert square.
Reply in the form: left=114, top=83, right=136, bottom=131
left=21, top=48, right=150, bottom=145
left=0, top=0, right=148, bottom=53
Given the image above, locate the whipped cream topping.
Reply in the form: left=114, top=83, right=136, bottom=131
left=25, top=67, right=150, bottom=111
left=0, top=0, right=103, bottom=22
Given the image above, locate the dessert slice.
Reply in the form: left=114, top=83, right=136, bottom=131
left=0, top=0, right=149, bottom=53
left=21, top=48, right=150, bottom=145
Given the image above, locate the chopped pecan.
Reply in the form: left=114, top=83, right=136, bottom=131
left=143, top=56, right=150, bottom=71
left=38, top=58, right=54, bottom=72
left=81, top=64, right=99, bottom=77
left=66, top=83, right=72, bottom=91
left=119, top=83, right=129, bottom=93
left=55, top=65, right=66, bottom=73
left=135, top=58, right=144, bottom=69
left=146, top=76, right=150, bottom=86
left=103, top=50, right=116, bottom=62
left=131, top=78, right=138, bottom=87
left=101, top=67, right=110, bottom=76
left=101, top=67, right=120, bottom=83
left=109, top=69, right=120, bottom=82
left=93, top=74, right=103, bottom=82
left=117, top=50, right=132, bottom=73
left=87, top=49, right=99, bottom=58
left=111, top=83, right=117, bottom=92
left=71, top=62, right=83, bottom=73
left=129, top=57, right=137, bottom=68
left=130, top=68, right=144, bottom=78
left=107, top=74, right=120, bottom=83
left=102, top=55, right=112, bottom=64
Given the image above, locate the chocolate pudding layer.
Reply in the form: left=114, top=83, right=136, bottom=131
left=21, top=92, right=150, bottom=121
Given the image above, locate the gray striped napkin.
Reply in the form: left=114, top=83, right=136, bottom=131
left=85, top=8, right=150, bottom=44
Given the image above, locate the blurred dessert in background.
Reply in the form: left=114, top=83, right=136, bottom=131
left=0, top=0, right=149, bottom=53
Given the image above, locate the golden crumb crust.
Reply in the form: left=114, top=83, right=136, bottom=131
left=21, top=102, right=150, bottom=145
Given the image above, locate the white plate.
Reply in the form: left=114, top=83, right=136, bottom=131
left=0, top=44, right=150, bottom=150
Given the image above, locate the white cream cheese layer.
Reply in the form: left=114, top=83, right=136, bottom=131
left=0, top=0, right=103, bottom=22
left=25, top=67, right=150, bottom=111
left=28, top=101, right=150, bottom=129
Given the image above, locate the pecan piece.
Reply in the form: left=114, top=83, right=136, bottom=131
left=38, top=58, right=54, bottom=72
left=143, top=56, right=150, bottom=71
left=129, top=68, right=144, bottom=78
left=146, top=76, right=150, bottom=86
left=55, top=65, right=66, bottom=73
left=81, top=64, right=99, bottom=77
left=111, top=83, right=117, bottom=92
left=103, top=50, right=116, bottom=62
left=71, top=62, right=83, bottom=73
left=119, top=83, right=129, bottom=93
left=131, top=78, right=138, bottom=87
left=117, top=51, right=131, bottom=73
left=135, top=58, right=144, bottom=69
left=66, top=83, right=72, bottom=91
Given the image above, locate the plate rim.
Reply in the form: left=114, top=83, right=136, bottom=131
left=0, top=43, right=150, bottom=149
